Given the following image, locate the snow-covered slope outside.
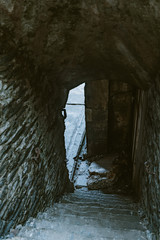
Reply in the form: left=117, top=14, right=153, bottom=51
left=64, top=83, right=85, bottom=178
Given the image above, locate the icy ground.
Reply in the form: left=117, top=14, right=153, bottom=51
left=4, top=188, right=149, bottom=240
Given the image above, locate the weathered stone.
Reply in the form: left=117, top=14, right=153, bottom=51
left=0, top=1, right=160, bottom=90
left=85, top=80, right=109, bottom=155
left=108, top=81, right=134, bottom=153
left=89, top=162, right=109, bottom=177
left=0, top=53, right=70, bottom=235
left=132, top=77, right=160, bottom=238
left=0, top=1, right=160, bottom=238
left=87, top=175, right=112, bottom=190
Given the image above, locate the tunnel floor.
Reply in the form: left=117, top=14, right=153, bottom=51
left=6, top=190, right=148, bottom=240
left=6, top=179, right=149, bottom=240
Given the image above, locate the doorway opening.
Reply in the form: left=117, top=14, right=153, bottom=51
left=64, top=80, right=136, bottom=193
left=64, top=83, right=86, bottom=180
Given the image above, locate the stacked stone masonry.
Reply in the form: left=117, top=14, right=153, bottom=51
left=85, top=80, right=109, bottom=155
left=85, top=80, right=134, bottom=155
left=108, top=81, right=134, bottom=153
left=0, top=53, right=69, bottom=235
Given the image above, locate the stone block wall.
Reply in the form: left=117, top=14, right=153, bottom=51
left=108, top=81, right=134, bottom=153
left=85, top=79, right=134, bottom=156
left=0, top=53, right=69, bottom=235
left=85, top=80, right=109, bottom=155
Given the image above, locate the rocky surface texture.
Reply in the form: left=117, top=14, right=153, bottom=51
left=0, top=52, right=70, bottom=235
left=0, top=0, right=160, bottom=238
left=0, top=1, right=160, bottom=90
left=132, top=77, right=160, bottom=239
left=141, top=77, right=160, bottom=238
left=87, top=153, right=132, bottom=194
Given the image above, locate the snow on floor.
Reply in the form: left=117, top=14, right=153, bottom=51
left=5, top=189, right=149, bottom=240
left=64, top=83, right=86, bottom=178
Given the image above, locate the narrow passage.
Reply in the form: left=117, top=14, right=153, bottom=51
left=5, top=85, right=149, bottom=240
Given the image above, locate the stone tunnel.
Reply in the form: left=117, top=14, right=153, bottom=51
left=0, top=0, right=160, bottom=239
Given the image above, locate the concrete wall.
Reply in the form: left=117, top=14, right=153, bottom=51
left=0, top=53, right=69, bottom=235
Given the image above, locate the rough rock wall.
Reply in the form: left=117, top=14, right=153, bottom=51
left=132, top=78, right=160, bottom=239
left=1, top=1, right=160, bottom=90
left=141, top=77, right=160, bottom=239
left=0, top=52, right=69, bottom=235
left=132, top=90, right=147, bottom=194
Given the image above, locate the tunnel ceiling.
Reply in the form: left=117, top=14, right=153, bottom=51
left=0, top=0, right=160, bottom=90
